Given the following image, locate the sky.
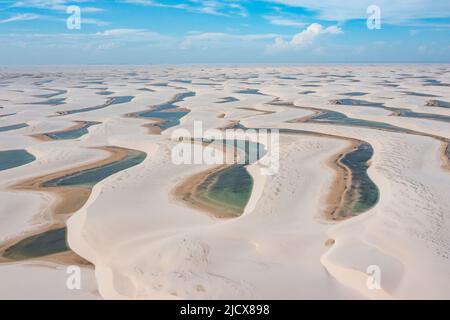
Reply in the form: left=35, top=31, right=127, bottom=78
left=0, top=0, right=449, bottom=64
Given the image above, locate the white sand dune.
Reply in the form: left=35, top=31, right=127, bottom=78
left=0, top=262, right=99, bottom=300
left=0, top=65, right=449, bottom=299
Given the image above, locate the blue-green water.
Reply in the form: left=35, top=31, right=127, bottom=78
left=401, top=91, right=438, bottom=97
left=267, top=100, right=411, bottom=133
left=81, top=81, right=104, bottom=85
left=216, top=97, right=240, bottom=104
left=197, top=164, right=254, bottom=216
left=42, top=150, right=147, bottom=188
left=45, top=122, right=99, bottom=140
left=423, top=79, right=450, bottom=87
left=61, top=96, right=134, bottom=115
left=223, top=139, right=267, bottom=165
left=235, top=124, right=379, bottom=218
left=171, top=79, right=192, bottom=84
left=299, top=91, right=315, bottom=95
left=138, top=88, right=155, bottom=92
left=332, top=98, right=450, bottom=123
left=133, top=91, right=195, bottom=131
left=3, top=228, right=68, bottom=260
left=0, top=149, right=36, bottom=171
left=332, top=99, right=383, bottom=107
left=234, top=89, right=266, bottom=95
left=278, top=76, right=297, bottom=80
left=426, top=100, right=450, bottom=109
left=193, top=138, right=267, bottom=216
left=96, top=91, right=114, bottom=96
left=337, top=143, right=379, bottom=217
left=0, top=113, right=16, bottom=118
left=34, top=89, right=67, bottom=99
left=2, top=149, right=147, bottom=260
left=141, top=110, right=190, bottom=131
left=308, top=110, right=413, bottom=133
left=0, top=123, right=29, bottom=132
left=29, top=98, right=66, bottom=106
left=395, top=109, right=450, bottom=123
left=341, top=91, right=367, bottom=97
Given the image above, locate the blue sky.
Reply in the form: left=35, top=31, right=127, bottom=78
left=0, top=0, right=449, bottom=64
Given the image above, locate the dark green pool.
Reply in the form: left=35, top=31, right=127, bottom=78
left=3, top=149, right=147, bottom=260
left=62, top=96, right=134, bottom=115
left=133, top=91, right=195, bottom=131
left=45, top=122, right=99, bottom=140
left=0, top=149, right=36, bottom=171
left=308, top=110, right=414, bottom=133
left=194, top=138, right=266, bottom=215
left=216, top=97, right=240, bottom=104
left=332, top=98, right=450, bottom=123
left=0, top=123, right=29, bottom=132
left=3, top=228, right=68, bottom=260
left=234, top=89, right=266, bottom=95
left=239, top=125, right=380, bottom=218
left=337, top=143, right=379, bottom=217
left=42, top=150, right=147, bottom=188
left=29, top=98, right=66, bottom=106
left=196, top=164, right=254, bottom=216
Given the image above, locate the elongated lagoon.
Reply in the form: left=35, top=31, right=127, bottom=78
left=236, top=124, right=380, bottom=219
left=183, top=138, right=266, bottom=217
left=42, top=149, right=146, bottom=189
left=2, top=148, right=147, bottom=260
left=0, top=123, right=29, bottom=132
left=335, top=142, right=379, bottom=218
left=59, top=96, right=134, bottom=115
left=3, top=228, right=68, bottom=260
left=43, top=121, right=99, bottom=140
left=0, top=150, right=36, bottom=171
left=131, top=92, right=195, bottom=132
left=331, top=98, right=450, bottom=123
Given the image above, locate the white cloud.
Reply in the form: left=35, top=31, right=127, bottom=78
left=264, top=0, right=450, bottom=22
left=122, top=0, right=247, bottom=17
left=80, top=7, right=105, bottom=13
left=264, top=16, right=306, bottom=27
left=269, top=23, right=342, bottom=51
left=0, top=13, right=42, bottom=24
left=81, top=18, right=109, bottom=26
left=121, top=0, right=187, bottom=10
left=11, top=0, right=103, bottom=12
left=94, top=28, right=167, bottom=41
left=0, top=28, right=170, bottom=50
left=95, top=29, right=147, bottom=36
left=180, top=32, right=281, bottom=49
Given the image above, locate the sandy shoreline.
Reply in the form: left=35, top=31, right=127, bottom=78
left=30, top=121, right=98, bottom=141
left=324, top=139, right=360, bottom=220
left=1, top=65, right=450, bottom=299
left=172, top=139, right=245, bottom=218
left=126, top=92, right=193, bottom=135
left=0, top=146, right=132, bottom=265
left=173, top=164, right=234, bottom=219
left=284, top=103, right=450, bottom=172
left=173, top=133, right=367, bottom=222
